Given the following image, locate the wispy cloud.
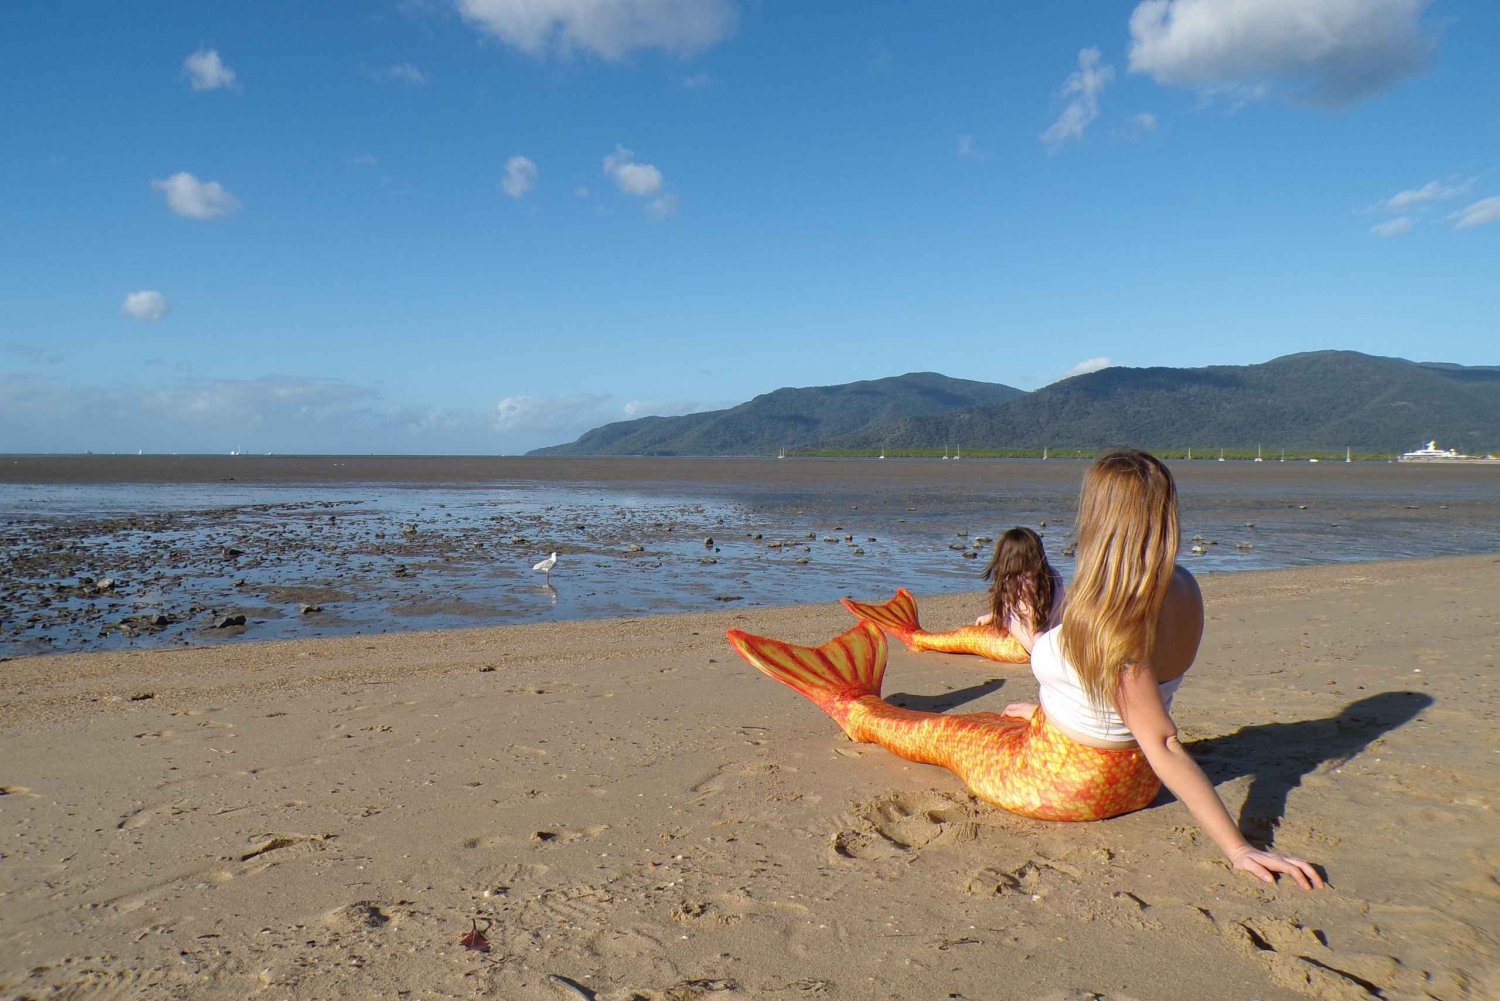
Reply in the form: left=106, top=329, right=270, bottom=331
left=956, top=134, right=987, bottom=160
left=1450, top=197, right=1500, bottom=230
left=375, top=62, right=428, bottom=85
left=645, top=193, right=679, bottom=219
left=456, top=0, right=737, bottom=60
left=1127, top=0, right=1435, bottom=106
left=151, top=172, right=241, bottom=220
left=1063, top=356, right=1115, bottom=378
left=502, top=155, right=538, bottom=198
left=183, top=49, right=236, bottom=91
left=1385, top=178, right=1475, bottom=210
left=1370, top=216, right=1414, bottom=238
left=1041, top=48, right=1114, bottom=152
left=122, top=290, right=169, bottom=321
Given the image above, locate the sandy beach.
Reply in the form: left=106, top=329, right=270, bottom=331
left=2, top=554, right=1496, bottom=1000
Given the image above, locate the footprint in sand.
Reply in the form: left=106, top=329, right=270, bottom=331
left=1218, top=914, right=1397, bottom=1000
left=830, top=790, right=987, bottom=862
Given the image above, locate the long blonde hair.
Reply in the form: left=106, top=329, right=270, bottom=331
left=1059, top=448, right=1180, bottom=708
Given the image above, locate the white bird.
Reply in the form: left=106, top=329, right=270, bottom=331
left=532, top=551, right=558, bottom=585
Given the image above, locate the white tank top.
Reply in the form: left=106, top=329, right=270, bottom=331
left=1030, top=626, right=1183, bottom=743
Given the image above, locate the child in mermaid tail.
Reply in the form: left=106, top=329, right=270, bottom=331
left=974, top=526, right=1063, bottom=649
left=839, top=526, right=1055, bottom=664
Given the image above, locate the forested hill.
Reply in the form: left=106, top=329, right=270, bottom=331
left=836, top=351, right=1500, bottom=454
left=527, top=372, right=1024, bottom=456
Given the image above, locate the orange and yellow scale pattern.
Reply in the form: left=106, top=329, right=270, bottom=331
left=727, top=620, right=1159, bottom=823
left=841, top=588, right=1030, bottom=664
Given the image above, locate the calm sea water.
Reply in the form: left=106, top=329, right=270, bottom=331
left=2, top=457, right=1497, bottom=657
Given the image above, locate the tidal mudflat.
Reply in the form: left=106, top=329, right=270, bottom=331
left=3, top=455, right=1498, bottom=657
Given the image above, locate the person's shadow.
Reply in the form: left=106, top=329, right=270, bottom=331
left=1185, top=690, right=1433, bottom=843
left=887, top=678, right=1005, bottom=713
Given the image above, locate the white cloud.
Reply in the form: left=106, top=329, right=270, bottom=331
left=956, top=134, right=982, bottom=160
left=1370, top=216, right=1413, bottom=238
left=645, top=193, right=679, bottom=219
left=122, top=290, right=169, bottom=321
left=1450, top=197, right=1500, bottom=230
left=573, top=185, right=591, bottom=199
left=1131, top=112, right=1158, bottom=132
left=1385, top=178, right=1474, bottom=210
left=183, top=49, right=236, bottom=91
left=151, top=172, right=241, bottom=220
left=502, top=155, right=538, bottom=198
left=1064, top=356, right=1115, bottom=378
left=603, top=145, right=664, bottom=195
left=1040, top=48, right=1114, bottom=151
left=382, top=62, right=428, bottom=84
left=1127, top=0, right=1434, bottom=106
left=623, top=398, right=711, bottom=418
left=456, top=0, right=736, bottom=60
left=681, top=72, right=713, bottom=88
left=348, top=153, right=379, bottom=167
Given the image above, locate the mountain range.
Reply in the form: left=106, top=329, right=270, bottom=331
left=529, top=351, right=1500, bottom=457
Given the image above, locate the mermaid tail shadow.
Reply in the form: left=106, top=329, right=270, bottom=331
left=841, top=589, right=1029, bottom=664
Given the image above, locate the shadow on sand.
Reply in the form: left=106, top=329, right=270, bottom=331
left=1186, top=690, right=1434, bottom=843
left=887, top=678, right=1005, bottom=713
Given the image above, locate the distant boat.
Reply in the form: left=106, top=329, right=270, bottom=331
left=1187, top=448, right=1192, bottom=460
left=954, top=446, right=962, bottom=460
left=1218, top=449, right=1225, bottom=462
left=1346, top=447, right=1352, bottom=463
left=1042, top=447, right=1048, bottom=460
left=1401, top=440, right=1459, bottom=460
left=1309, top=457, right=1320, bottom=463
left=1254, top=444, right=1263, bottom=463
left=777, top=447, right=786, bottom=460
left=1279, top=450, right=1285, bottom=463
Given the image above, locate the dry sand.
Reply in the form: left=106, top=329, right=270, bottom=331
left=2, top=555, right=1497, bottom=1000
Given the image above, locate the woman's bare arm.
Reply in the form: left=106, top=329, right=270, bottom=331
left=1116, top=666, right=1325, bottom=890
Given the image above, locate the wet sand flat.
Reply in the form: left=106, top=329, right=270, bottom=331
left=1, top=555, right=1497, bottom=1000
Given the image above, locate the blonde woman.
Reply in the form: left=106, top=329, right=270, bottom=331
left=728, top=448, right=1324, bottom=890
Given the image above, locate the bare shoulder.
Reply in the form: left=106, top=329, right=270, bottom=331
left=1170, top=564, right=1203, bottom=607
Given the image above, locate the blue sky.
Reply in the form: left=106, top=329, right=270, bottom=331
left=2, top=0, right=1497, bottom=454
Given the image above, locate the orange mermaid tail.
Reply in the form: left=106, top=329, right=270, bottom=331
left=841, top=588, right=1030, bottom=664
left=726, top=621, right=1159, bottom=822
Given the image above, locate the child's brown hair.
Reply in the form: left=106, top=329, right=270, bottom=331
left=981, top=526, right=1057, bottom=635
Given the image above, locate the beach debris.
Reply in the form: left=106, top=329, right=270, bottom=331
left=221, top=546, right=244, bottom=560
left=401, top=523, right=418, bottom=535
left=852, top=547, right=865, bottom=555
left=533, top=551, right=558, bottom=585
left=545, top=975, right=595, bottom=999
left=458, top=917, right=491, bottom=953
left=1236, top=543, right=1253, bottom=551
left=1190, top=544, right=1206, bottom=556
left=95, top=577, right=117, bottom=592
left=298, top=603, right=322, bottom=615
left=703, top=537, right=714, bottom=548
left=626, top=543, right=645, bottom=552
left=823, top=536, right=839, bottom=543
left=1244, top=522, right=1255, bottom=528
left=956, top=530, right=967, bottom=537
left=699, top=557, right=718, bottom=565
left=1061, top=545, right=1076, bottom=557
left=714, top=594, right=743, bottom=602
left=213, top=614, right=247, bottom=629
left=963, top=551, right=978, bottom=559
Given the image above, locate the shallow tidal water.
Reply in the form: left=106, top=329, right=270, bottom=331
left=2, top=455, right=1498, bottom=658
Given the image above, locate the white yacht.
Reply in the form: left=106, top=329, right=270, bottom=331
left=1400, top=440, right=1459, bottom=460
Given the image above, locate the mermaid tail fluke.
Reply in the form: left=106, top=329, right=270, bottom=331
left=839, top=589, right=922, bottom=648
left=726, top=620, right=886, bottom=731
left=842, top=589, right=1030, bottom=664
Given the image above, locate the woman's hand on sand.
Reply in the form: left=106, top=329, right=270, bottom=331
left=974, top=611, right=995, bottom=627
left=1228, top=845, right=1325, bottom=890
left=1002, top=702, right=1037, bottom=720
